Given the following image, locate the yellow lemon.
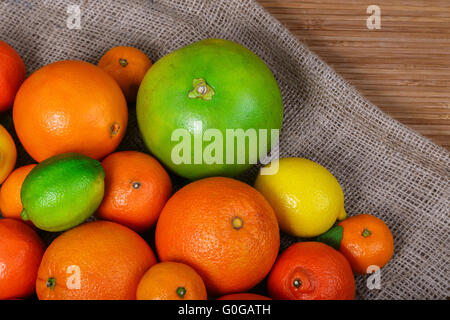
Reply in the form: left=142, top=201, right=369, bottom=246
left=255, top=157, right=346, bottom=238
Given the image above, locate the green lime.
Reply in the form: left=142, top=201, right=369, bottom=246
left=21, top=153, right=105, bottom=232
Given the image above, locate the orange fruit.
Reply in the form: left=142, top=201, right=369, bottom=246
left=96, top=151, right=171, bottom=232
left=0, top=164, right=36, bottom=220
left=218, top=293, right=271, bottom=300
left=0, top=41, right=26, bottom=112
left=0, top=124, right=16, bottom=184
left=0, top=219, right=45, bottom=299
left=338, top=214, right=394, bottom=274
left=156, top=177, right=280, bottom=296
left=267, top=242, right=355, bottom=300
left=36, top=221, right=157, bottom=300
left=136, top=262, right=207, bottom=300
left=98, top=46, right=152, bottom=103
left=13, top=60, right=127, bottom=162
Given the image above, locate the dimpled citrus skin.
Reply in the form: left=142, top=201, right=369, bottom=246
left=0, top=124, right=16, bottom=184
left=36, top=221, right=157, bottom=300
left=0, top=219, right=45, bottom=300
left=21, top=153, right=105, bottom=232
left=0, top=41, right=25, bottom=112
left=0, top=164, right=36, bottom=220
left=155, top=177, right=280, bottom=296
left=136, top=262, right=207, bottom=300
left=137, top=38, right=283, bottom=180
left=13, top=60, right=127, bottom=162
left=338, top=214, right=394, bottom=274
left=255, top=157, right=347, bottom=238
left=267, top=242, right=355, bottom=300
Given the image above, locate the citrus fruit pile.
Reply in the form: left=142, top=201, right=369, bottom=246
left=0, top=39, right=394, bottom=300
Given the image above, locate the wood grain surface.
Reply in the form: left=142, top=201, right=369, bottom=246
left=258, top=0, right=450, bottom=150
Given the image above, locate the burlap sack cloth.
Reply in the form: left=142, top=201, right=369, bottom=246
left=0, top=0, right=448, bottom=300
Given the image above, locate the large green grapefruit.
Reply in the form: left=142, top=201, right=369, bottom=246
left=137, top=39, right=283, bottom=179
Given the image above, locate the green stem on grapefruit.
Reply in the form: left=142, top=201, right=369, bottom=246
left=188, top=78, right=215, bottom=101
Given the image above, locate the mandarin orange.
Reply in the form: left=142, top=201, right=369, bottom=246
left=0, top=164, right=36, bottom=220
left=136, top=262, right=207, bottom=300
left=97, top=151, right=171, bottom=232
left=98, top=46, right=152, bottom=103
left=338, top=214, right=394, bottom=274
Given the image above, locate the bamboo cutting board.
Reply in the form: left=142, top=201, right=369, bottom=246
left=258, top=0, right=450, bottom=150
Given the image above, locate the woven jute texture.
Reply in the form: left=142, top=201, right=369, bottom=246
left=0, top=0, right=449, bottom=300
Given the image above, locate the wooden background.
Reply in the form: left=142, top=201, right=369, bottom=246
left=258, top=0, right=450, bottom=150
